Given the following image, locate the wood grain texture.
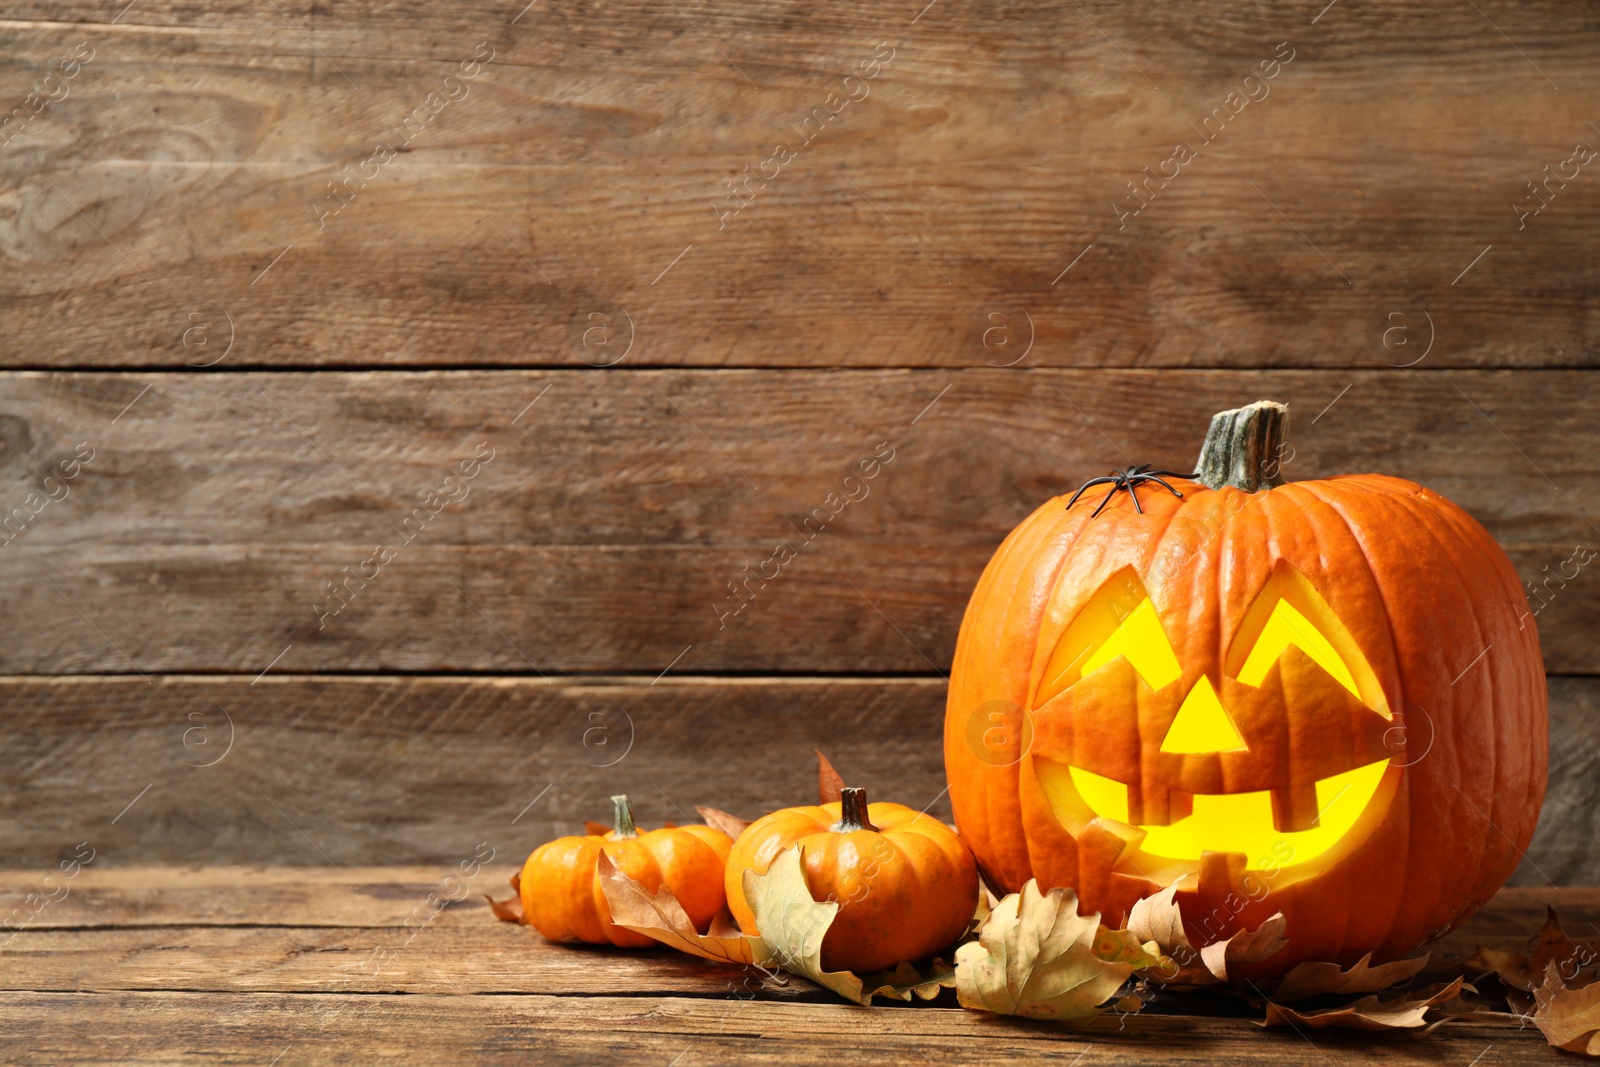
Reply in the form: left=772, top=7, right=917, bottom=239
left=2, top=369, right=1594, bottom=674
left=1, top=675, right=1594, bottom=883
left=0, top=990, right=1558, bottom=1066
left=1, top=869, right=1586, bottom=1061
left=0, top=675, right=954, bottom=867
left=0, top=2, right=1596, bottom=367
left=1, top=864, right=1589, bottom=968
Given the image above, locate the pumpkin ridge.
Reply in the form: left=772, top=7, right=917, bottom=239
left=1299, top=475, right=1501, bottom=958
left=1290, top=477, right=1428, bottom=959
left=1389, top=491, right=1526, bottom=884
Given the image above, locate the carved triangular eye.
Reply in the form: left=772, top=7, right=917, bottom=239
left=1036, top=568, right=1181, bottom=708
left=1225, top=562, right=1391, bottom=719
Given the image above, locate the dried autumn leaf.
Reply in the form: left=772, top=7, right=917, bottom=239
left=601, top=845, right=960, bottom=1006
left=486, top=871, right=524, bottom=923
left=597, top=852, right=759, bottom=967
left=817, top=750, right=846, bottom=804
left=861, top=958, right=957, bottom=1002
left=1463, top=946, right=1534, bottom=992
left=583, top=820, right=611, bottom=836
left=1261, top=977, right=1470, bottom=1032
left=1199, top=912, right=1288, bottom=982
left=1464, top=906, right=1600, bottom=996
left=1270, top=951, right=1429, bottom=1002
left=485, top=892, right=523, bottom=923
left=1127, top=886, right=1212, bottom=986
left=1534, top=960, right=1600, bottom=1055
left=1533, top=907, right=1576, bottom=973
left=1127, top=886, right=1190, bottom=955
left=1531, top=907, right=1600, bottom=989
left=955, top=880, right=1161, bottom=1020
left=695, top=805, right=750, bottom=840
left=1125, top=885, right=1286, bottom=986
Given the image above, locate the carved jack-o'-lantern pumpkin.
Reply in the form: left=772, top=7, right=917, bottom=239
left=944, top=401, right=1547, bottom=976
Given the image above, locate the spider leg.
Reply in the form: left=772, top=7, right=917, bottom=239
left=1090, top=480, right=1121, bottom=517
left=1066, top=476, right=1117, bottom=510
left=1130, top=481, right=1145, bottom=513
left=1139, top=474, right=1185, bottom=498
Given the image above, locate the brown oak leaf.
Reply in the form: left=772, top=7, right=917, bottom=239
left=1261, top=977, right=1472, bottom=1031
left=1534, top=960, right=1600, bottom=1055
left=1270, top=951, right=1430, bottom=1002
left=695, top=805, right=751, bottom=840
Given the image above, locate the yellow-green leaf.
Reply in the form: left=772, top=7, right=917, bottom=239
left=955, top=880, right=1158, bottom=1020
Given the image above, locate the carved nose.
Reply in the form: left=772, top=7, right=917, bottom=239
left=1160, top=676, right=1247, bottom=754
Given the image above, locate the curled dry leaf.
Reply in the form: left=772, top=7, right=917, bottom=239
left=1464, top=905, right=1600, bottom=996
left=1127, top=887, right=1212, bottom=986
left=597, top=851, right=758, bottom=967
left=860, top=958, right=957, bottom=1002
left=1534, top=960, right=1600, bottom=1055
left=1463, top=946, right=1534, bottom=992
left=486, top=870, right=524, bottom=924
left=954, top=880, right=1161, bottom=1020
left=600, top=844, right=955, bottom=1007
left=1269, top=951, right=1429, bottom=1003
left=816, top=750, right=846, bottom=804
left=695, top=805, right=751, bottom=840
left=1260, top=977, right=1472, bottom=1032
left=1126, top=885, right=1286, bottom=985
left=1200, top=913, right=1288, bottom=983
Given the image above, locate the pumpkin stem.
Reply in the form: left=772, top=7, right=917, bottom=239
left=831, top=786, right=878, bottom=833
left=610, top=794, right=639, bottom=839
left=1194, top=400, right=1290, bottom=492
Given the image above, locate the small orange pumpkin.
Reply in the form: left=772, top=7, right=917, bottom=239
left=725, top=786, right=979, bottom=973
left=520, top=794, right=732, bottom=946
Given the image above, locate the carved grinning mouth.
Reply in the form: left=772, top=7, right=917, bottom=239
left=1036, top=756, right=1394, bottom=871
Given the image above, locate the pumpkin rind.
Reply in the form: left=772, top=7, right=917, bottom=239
left=944, top=405, right=1547, bottom=978
left=725, top=788, right=980, bottom=973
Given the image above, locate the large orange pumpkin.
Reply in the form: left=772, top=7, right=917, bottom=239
left=944, top=401, right=1547, bottom=976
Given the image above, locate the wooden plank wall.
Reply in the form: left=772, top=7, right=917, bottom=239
left=0, top=1, right=1595, bottom=882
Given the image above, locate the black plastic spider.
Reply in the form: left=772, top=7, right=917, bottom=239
left=1065, top=464, right=1194, bottom=517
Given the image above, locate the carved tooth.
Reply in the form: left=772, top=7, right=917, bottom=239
left=1083, top=816, right=1148, bottom=862
left=1196, top=850, right=1249, bottom=900
left=1142, top=788, right=1193, bottom=827
left=1270, top=780, right=1322, bottom=833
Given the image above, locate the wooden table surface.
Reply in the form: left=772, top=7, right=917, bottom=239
left=1, top=866, right=1588, bottom=1064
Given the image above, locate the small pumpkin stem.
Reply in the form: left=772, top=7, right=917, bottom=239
left=1194, top=400, right=1290, bottom=492
left=831, top=786, right=878, bottom=833
left=610, top=794, right=639, bottom=839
